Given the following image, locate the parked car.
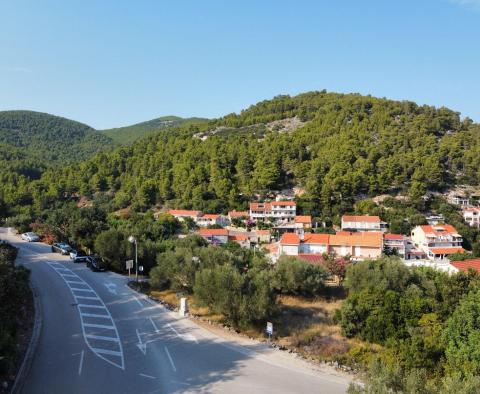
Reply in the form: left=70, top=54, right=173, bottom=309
left=86, top=255, right=107, bottom=272
left=69, top=249, right=86, bottom=259
left=21, top=232, right=40, bottom=242
left=51, top=242, right=72, bottom=255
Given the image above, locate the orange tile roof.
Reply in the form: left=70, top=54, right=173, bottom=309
left=198, top=228, right=228, bottom=236
left=280, top=233, right=300, bottom=245
left=229, top=234, right=248, bottom=242
left=168, top=209, right=201, bottom=216
left=450, top=259, right=480, bottom=273
left=250, top=202, right=272, bottom=211
left=330, top=232, right=383, bottom=247
left=419, top=224, right=460, bottom=236
left=429, top=247, right=465, bottom=255
left=384, top=233, right=404, bottom=240
left=255, top=230, right=271, bottom=235
left=202, top=214, right=220, bottom=219
left=303, top=233, right=329, bottom=244
left=264, top=243, right=279, bottom=254
left=342, top=215, right=381, bottom=223
left=271, top=201, right=296, bottom=206
left=295, top=215, right=312, bottom=224
left=298, top=254, right=326, bottom=265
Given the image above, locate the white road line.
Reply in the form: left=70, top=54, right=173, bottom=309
left=149, top=317, right=160, bottom=333
left=139, top=373, right=157, bottom=379
left=80, top=313, right=110, bottom=319
left=85, top=334, right=120, bottom=342
left=91, top=348, right=123, bottom=357
left=164, top=347, right=176, bottom=372
left=47, top=262, right=125, bottom=370
left=167, top=323, right=198, bottom=344
left=83, top=323, right=115, bottom=329
left=167, top=323, right=180, bottom=338
left=66, top=281, right=86, bottom=285
left=78, top=350, right=84, bottom=375
left=78, top=304, right=107, bottom=309
left=133, top=296, right=144, bottom=307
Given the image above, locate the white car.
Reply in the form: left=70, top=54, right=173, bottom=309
left=21, top=232, right=40, bottom=242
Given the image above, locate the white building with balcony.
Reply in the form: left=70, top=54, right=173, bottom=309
left=341, top=215, right=387, bottom=232
left=249, top=201, right=296, bottom=223
left=463, top=207, right=480, bottom=228
left=411, top=224, right=464, bottom=260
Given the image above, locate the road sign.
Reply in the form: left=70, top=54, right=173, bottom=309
left=266, top=322, right=273, bottom=336
left=139, top=265, right=144, bottom=272
left=126, top=260, right=134, bottom=269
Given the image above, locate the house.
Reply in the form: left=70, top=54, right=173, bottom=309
left=449, top=194, right=470, bottom=206
left=198, top=228, right=229, bottom=244
left=411, top=224, right=464, bottom=260
left=228, top=234, right=250, bottom=248
left=195, top=214, right=227, bottom=227
left=463, top=207, right=480, bottom=228
left=168, top=209, right=202, bottom=221
left=278, top=231, right=383, bottom=261
left=228, top=210, right=249, bottom=221
left=341, top=215, right=387, bottom=232
left=254, top=229, right=271, bottom=243
left=295, top=215, right=312, bottom=229
left=249, top=201, right=296, bottom=223
left=425, top=214, right=445, bottom=226
left=384, top=233, right=406, bottom=257
left=449, top=258, right=480, bottom=274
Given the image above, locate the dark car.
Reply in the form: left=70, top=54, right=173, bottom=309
left=51, top=242, right=72, bottom=255
left=86, top=256, right=107, bottom=272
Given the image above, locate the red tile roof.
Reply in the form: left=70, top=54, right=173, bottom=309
left=168, top=209, right=201, bottom=217
left=298, top=254, right=326, bottom=265
left=229, top=234, right=248, bottom=242
left=202, top=214, right=220, bottom=220
left=280, top=233, right=300, bottom=245
left=250, top=202, right=272, bottom=211
left=450, top=259, right=480, bottom=273
left=342, top=215, right=381, bottom=223
left=228, top=210, right=248, bottom=218
left=330, top=232, right=383, bottom=247
left=255, top=230, right=271, bottom=235
left=198, top=228, right=228, bottom=236
left=295, top=215, right=312, bottom=224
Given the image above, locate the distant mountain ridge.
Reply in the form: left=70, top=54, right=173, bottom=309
left=101, top=116, right=208, bottom=145
left=0, top=110, right=113, bottom=165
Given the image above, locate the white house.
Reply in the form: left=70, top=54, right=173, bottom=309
left=341, top=215, right=387, bottom=232
left=411, top=224, right=464, bottom=260
left=463, top=207, right=480, bottom=228
left=249, top=201, right=296, bottom=223
left=195, top=214, right=227, bottom=227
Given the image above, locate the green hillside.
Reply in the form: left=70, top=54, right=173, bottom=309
left=101, top=116, right=208, bottom=145
left=0, top=110, right=113, bottom=165
left=6, top=91, right=477, bottom=218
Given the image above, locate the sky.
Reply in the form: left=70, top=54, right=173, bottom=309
left=0, top=0, right=479, bottom=129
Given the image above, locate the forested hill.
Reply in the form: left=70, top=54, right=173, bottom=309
left=27, top=91, right=479, bottom=219
left=0, top=110, right=113, bottom=165
left=101, top=116, right=208, bottom=145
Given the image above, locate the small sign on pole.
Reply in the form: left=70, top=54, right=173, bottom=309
left=266, top=321, right=273, bottom=340
left=139, top=265, right=144, bottom=272
left=126, top=260, right=133, bottom=276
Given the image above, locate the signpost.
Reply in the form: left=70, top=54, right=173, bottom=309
left=266, top=321, right=273, bottom=341
left=139, top=265, right=144, bottom=273
left=126, top=259, right=134, bottom=276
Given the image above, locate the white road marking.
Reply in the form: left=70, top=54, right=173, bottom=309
left=85, top=334, right=120, bottom=342
left=164, top=347, right=176, bottom=372
left=149, top=317, right=160, bottom=333
left=78, top=350, right=84, bottom=375
left=136, top=329, right=147, bottom=355
left=47, top=262, right=125, bottom=370
left=139, top=373, right=157, bottom=379
left=167, top=323, right=198, bottom=343
left=167, top=323, right=180, bottom=337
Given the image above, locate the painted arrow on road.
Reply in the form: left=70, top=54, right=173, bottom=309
left=104, top=282, right=117, bottom=295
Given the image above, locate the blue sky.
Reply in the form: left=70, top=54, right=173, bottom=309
left=1, top=0, right=479, bottom=129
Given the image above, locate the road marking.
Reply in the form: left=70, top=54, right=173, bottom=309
left=149, top=317, right=160, bottom=333
left=80, top=313, right=110, bottom=319
left=47, top=262, right=125, bottom=370
left=136, top=329, right=147, bottom=355
left=139, top=373, right=157, bottom=379
left=91, top=348, right=123, bottom=357
left=83, top=323, right=115, bottom=329
left=78, top=304, right=106, bottom=309
left=85, top=334, right=120, bottom=342
left=78, top=350, right=84, bottom=375
left=167, top=323, right=180, bottom=337
left=133, top=296, right=144, bottom=307
left=164, top=347, right=176, bottom=372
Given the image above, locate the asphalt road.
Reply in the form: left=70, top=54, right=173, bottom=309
left=1, top=228, right=351, bottom=394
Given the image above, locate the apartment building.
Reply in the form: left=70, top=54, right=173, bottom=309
left=341, top=215, right=387, bottom=232
left=463, top=207, right=480, bottom=228
left=249, top=201, right=296, bottom=222
left=411, top=224, right=464, bottom=260
left=384, top=233, right=406, bottom=257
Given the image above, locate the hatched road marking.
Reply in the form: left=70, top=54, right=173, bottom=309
left=47, top=262, right=125, bottom=370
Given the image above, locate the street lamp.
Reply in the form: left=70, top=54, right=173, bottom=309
left=128, top=235, right=138, bottom=282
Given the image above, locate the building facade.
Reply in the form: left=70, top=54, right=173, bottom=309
left=411, top=224, right=464, bottom=260
left=341, top=215, right=387, bottom=232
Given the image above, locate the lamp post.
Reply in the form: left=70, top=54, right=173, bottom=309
left=128, top=235, right=138, bottom=282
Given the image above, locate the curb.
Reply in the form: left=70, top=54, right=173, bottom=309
left=10, top=282, right=42, bottom=394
